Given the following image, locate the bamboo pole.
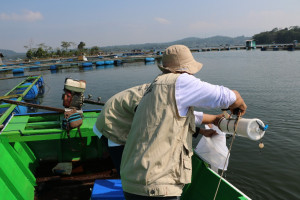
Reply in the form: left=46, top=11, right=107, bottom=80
left=1, top=99, right=65, bottom=113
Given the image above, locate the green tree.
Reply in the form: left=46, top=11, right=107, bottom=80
left=26, top=49, right=33, bottom=59
left=90, top=46, right=100, bottom=55
left=61, top=41, right=71, bottom=50
left=34, top=47, right=47, bottom=58
left=78, top=41, right=86, bottom=50
left=253, top=26, right=300, bottom=44
left=56, top=49, right=62, bottom=57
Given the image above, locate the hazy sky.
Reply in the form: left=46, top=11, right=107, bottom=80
left=1, top=0, right=299, bottom=52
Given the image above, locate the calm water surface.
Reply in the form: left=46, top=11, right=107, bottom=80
left=1, top=50, right=300, bottom=200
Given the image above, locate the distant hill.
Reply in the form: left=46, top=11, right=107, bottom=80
left=0, top=35, right=251, bottom=59
left=101, top=36, right=251, bottom=52
left=253, top=26, right=300, bottom=44
left=0, top=49, right=26, bottom=60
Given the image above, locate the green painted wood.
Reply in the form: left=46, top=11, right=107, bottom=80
left=16, top=85, right=30, bottom=88
left=27, top=115, right=60, bottom=122
left=181, top=154, right=249, bottom=200
left=0, top=138, right=35, bottom=200
left=14, top=142, right=39, bottom=173
left=0, top=167, right=22, bottom=200
left=0, top=104, right=11, bottom=108
left=1, top=111, right=99, bottom=142
left=26, top=121, right=61, bottom=129
left=1, top=110, right=103, bottom=162
left=0, top=139, right=36, bottom=186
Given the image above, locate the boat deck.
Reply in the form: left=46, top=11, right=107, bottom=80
left=1, top=110, right=99, bottom=142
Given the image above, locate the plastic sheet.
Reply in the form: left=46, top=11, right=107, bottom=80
left=194, top=124, right=229, bottom=171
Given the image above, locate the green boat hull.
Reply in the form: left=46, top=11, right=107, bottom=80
left=182, top=154, right=250, bottom=200
left=0, top=110, right=250, bottom=200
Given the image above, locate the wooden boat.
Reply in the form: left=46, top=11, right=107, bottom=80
left=0, top=109, right=251, bottom=200
left=0, top=75, right=44, bottom=126
left=0, top=109, right=109, bottom=200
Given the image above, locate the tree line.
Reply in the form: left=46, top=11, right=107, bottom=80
left=24, top=41, right=101, bottom=60
left=253, top=26, right=300, bottom=44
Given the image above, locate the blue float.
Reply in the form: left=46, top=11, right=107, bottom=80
left=13, top=103, right=28, bottom=114
left=37, top=76, right=44, bottom=88
left=0, top=99, right=28, bottom=115
left=12, top=68, right=24, bottom=74
left=145, top=57, right=155, bottom=62
left=82, top=62, right=93, bottom=67
left=96, top=61, right=105, bottom=66
left=13, top=72, right=24, bottom=77
left=34, top=61, right=41, bottom=64
left=16, top=83, right=39, bottom=100
left=114, top=60, right=122, bottom=65
left=104, top=60, right=114, bottom=65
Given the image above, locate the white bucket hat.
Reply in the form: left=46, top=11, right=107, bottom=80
left=158, top=45, right=203, bottom=74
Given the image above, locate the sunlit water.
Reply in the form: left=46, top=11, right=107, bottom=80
left=1, top=50, right=300, bottom=200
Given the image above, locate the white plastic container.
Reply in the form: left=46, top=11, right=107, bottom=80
left=218, top=117, right=266, bottom=141
left=64, top=79, right=86, bottom=93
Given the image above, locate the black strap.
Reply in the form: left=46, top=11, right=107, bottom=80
left=193, top=127, right=200, bottom=138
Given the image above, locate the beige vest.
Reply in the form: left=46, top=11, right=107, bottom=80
left=121, top=73, right=195, bottom=197
left=95, top=84, right=150, bottom=145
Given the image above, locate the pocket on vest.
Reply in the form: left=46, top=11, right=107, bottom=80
left=179, top=144, right=192, bottom=184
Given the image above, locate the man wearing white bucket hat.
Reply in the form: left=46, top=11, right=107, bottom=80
left=120, top=45, right=247, bottom=200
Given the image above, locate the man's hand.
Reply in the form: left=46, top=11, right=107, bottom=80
left=229, top=90, right=247, bottom=116
left=199, top=127, right=218, bottom=137
left=202, top=113, right=224, bottom=125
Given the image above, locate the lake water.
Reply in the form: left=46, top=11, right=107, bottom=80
left=1, top=50, right=300, bottom=200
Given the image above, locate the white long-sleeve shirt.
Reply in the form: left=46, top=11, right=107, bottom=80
left=175, top=73, right=236, bottom=116
left=94, top=73, right=236, bottom=146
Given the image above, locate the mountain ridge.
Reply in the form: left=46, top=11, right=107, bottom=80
left=101, top=35, right=250, bottom=51
left=1, top=35, right=251, bottom=59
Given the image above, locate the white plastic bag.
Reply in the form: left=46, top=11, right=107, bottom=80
left=194, top=124, right=229, bottom=171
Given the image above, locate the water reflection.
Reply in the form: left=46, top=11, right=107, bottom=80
left=104, top=65, right=114, bottom=68
left=145, top=61, right=155, bottom=65
left=96, top=66, right=105, bottom=69
left=50, top=69, right=58, bottom=74
left=82, top=66, right=93, bottom=71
